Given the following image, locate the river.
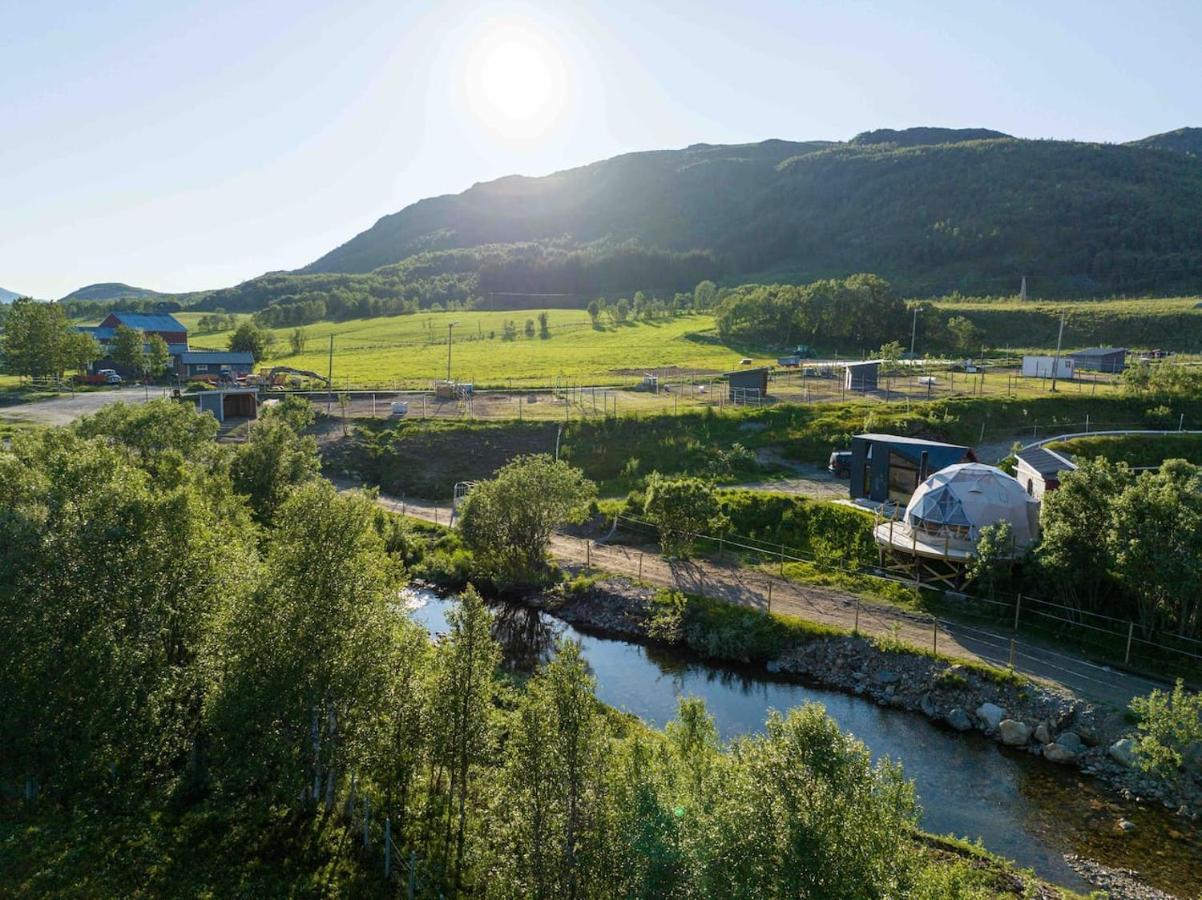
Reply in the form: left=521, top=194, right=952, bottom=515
left=409, top=590, right=1201, bottom=895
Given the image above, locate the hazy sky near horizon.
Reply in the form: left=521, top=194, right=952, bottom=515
left=2, top=0, right=1200, bottom=298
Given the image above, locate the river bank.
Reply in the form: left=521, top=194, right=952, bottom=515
left=456, top=573, right=1202, bottom=897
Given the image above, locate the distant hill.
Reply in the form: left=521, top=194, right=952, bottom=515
left=849, top=127, right=1010, bottom=146
left=297, top=126, right=1202, bottom=298
left=1126, top=127, right=1202, bottom=157
left=0, top=286, right=23, bottom=303
left=60, top=282, right=161, bottom=303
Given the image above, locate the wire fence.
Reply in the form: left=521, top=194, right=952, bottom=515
left=600, top=514, right=1201, bottom=689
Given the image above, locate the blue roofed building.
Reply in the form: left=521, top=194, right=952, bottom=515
left=76, top=310, right=190, bottom=376
left=176, top=350, right=255, bottom=380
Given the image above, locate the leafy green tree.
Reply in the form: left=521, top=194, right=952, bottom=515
left=429, top=585, right=501, bottom=892
left=693, top=280, right=718, bottom=310
left=1130, top=679, right=1202, bottom=781
left=289, top=327, right=308, bottom=356
left=0, top=297, right=73, bottom=379
left=538, top=311, right=551, bottom=338
left=75, top=399, right=220, bottom=468
left=0, top=429, right=253, bottom=800
left=146, top=333, right=173, bottom=378
left=967, top=521, right=1015, bottom=598
left=458, top=454, right=595, bottom=584
left=62, top=328, right=103, bottom=376
left=230, top=418, right=321, bottom=525
left=586, top=299, right=600, bottom=327
left=613, top=298, right=630, bottom=323
left=208, top=482, right=399, bottom=808
left=946, top=315, right=984, bottom=354
left=524, top=318, right=536, bottom=338
left=1109, top=461, right=1202, bottom=636
left=644, top=474, right=728, bottom=558
left=229, top=321, right=274, bottom=362
left=111, top=324, right=147, bottom=376
left=1037, top=458, right=1126, bottom=611
left=262, top=394, right=316, bottom=431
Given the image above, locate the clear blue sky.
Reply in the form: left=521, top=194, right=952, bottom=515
left=2, top=0, right=1199, bottom=298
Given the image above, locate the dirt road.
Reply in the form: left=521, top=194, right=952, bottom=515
left=350, top=483, right=1164, bottom=709
left=1, top=385, right=171, bottom=426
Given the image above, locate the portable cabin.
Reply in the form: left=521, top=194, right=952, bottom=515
left=1069, top=347, right=1127, bottom=373
left=844, top=360, right=880, bottom=392
left=849, top=434, right=977, bottom=504
left=1021, top=356, right=1074, bottom=379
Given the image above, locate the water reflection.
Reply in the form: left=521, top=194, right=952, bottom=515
left=405, top=590, right=1200, bottom=894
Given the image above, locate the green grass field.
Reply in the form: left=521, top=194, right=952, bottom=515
left=176, top=309, right=772, bottom=387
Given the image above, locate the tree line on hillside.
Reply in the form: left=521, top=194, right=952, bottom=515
left=0, top=401, right=1002, bottom=896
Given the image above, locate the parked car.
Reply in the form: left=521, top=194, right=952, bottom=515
left=828, top=450, right=852, bottom=478
left=98, top=369, right=123, bottom=385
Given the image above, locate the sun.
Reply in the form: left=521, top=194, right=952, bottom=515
left=463, top=23, right=567, bottom=139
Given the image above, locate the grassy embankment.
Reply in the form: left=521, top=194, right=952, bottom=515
left=1051, top=432, right=1202, bottom=467
left=340, top=392, right=1202, bottom=498
left=927, top=295, right=1202, bottom=353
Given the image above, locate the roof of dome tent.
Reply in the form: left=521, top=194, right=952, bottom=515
left=904, top=463, right=1038, bottom=548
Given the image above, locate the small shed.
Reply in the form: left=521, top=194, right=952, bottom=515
left=176, top=350, right=255, bottom=379
left=1015, top=446, right=1077, bottom=500
left=1069, top=347, right=1127, bottom=373
left=849, top=434, right=977, bottom=503
left=844, top=360, right=881, bottom=392
left=185, top=387, right=259, bottom=423
left=725, top=367, right=770, bottom=402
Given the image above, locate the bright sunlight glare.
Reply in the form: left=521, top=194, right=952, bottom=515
left=463, top=22, right=568, bottom=139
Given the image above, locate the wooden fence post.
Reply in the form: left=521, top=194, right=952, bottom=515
left=585, top=539, right=591, bottom=571
left=638, top=553, right=643, bottom=581
left=1013, top=594, right=1022, bottom=632
left=932, top=620, right=938, bottom=655
left=767, top=579, right=773, bottom=613
left=1009, top=638, right=1016, bottom=670
left=779, top=544, right=785, bottom=577
left=854, top=599, right=860, bottom=634
left=1124, top=622, right=1135, bottom=665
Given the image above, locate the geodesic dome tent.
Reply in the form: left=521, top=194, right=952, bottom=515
left=903, top=463, right=1039, bottom=550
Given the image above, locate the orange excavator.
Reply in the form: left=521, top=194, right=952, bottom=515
left=250, top=366, right=332, bottom=389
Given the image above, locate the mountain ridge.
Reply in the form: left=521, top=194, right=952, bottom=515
left=295, top=126, right=1202, bottom=298
left=60, top=282, right=162, bottom=303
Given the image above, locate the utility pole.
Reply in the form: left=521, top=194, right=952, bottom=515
left=1049, top=315, right=1066, bottom=393
left=326, top=334, right=334, bottom=413
left=1020, top=275, right=1028, bottom=302
left=446, top=322, right=458, bottom=382
left=909, top=305, right=920, bottom=356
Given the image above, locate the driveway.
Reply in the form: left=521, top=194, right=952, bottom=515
left=0, top=385, right=171, bottom=427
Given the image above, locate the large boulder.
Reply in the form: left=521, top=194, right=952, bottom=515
left=1044, top=743, right=1078, bottom=764
left=946, top=708, right=972, bottom=732
left=1056, top=731, right=1084, bottom=754
left=1109, top=738, right=1138, bottom=768
left=1033, top=723, right=1051, bottom=745
left=976, top=702, right=1006, bottom=731
left=999, top=719, right=1033, bottom=746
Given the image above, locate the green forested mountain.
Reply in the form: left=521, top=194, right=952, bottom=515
left=60, top=282, right=162, bottom=303
left=1126, top=127, right=1202, bottom=157
left=300, top=127, right=1202, bottom=298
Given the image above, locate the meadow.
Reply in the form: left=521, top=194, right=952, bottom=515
left=174, top=309, right=770, bottom=388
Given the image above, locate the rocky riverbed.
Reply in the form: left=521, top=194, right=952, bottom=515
left=527, top=575, right=1202, bottom=898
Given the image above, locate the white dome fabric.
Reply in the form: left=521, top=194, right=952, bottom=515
left=903, top=463, right=1038, bottom=548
